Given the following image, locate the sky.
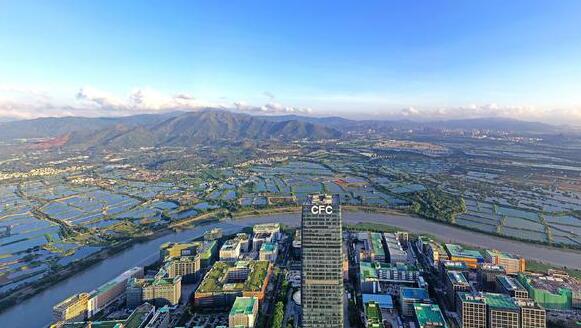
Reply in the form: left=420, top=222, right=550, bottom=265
left=1, top=1, right=581, bottom=124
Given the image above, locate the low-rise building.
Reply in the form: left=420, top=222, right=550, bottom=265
left=484, top=250, right=525, bottom=274
left=364, top=301, right=383, bottom=328
left=445, top=244, right=484, bottom=269
left=359, top=261, right=420, bottom=293
left=53, top=293, right=89, bottom=322
left=87, top=266, right=144, bottom=317
left=194, top=260, right=272, bottom=308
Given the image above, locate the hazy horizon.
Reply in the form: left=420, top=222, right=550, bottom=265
left=1, top=1, right=581, bottom=124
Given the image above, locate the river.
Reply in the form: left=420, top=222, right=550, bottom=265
left=1, top=211, right=579, bottom=327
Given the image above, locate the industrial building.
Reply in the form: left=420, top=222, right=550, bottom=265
left=446, top=270, right=472, bottom=308
left=517, top=271, right=581, bottom=310
left=359, top=261, right=420, bottom=293
left=53, top=293, right=89, bottom=322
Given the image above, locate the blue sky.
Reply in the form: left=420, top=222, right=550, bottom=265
left=1, top=1, right=581, bottom=122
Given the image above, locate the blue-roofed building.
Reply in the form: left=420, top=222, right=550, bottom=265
left=400, top=287, right=431, bottom=317
left=362, top=294, right=394, bottom=310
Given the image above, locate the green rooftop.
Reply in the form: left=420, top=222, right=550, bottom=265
left=260, top=242, right=276, bottom=252
left=413, top=303, right=448, bottom=328
left=370, top=232, right=385, bottom=257
left=230, top=296, right=257, bottom=316
left=485, top=249, right=519, bottom=260
left=445, top=244, right=484, bottom=260
left=483, top=293, right=519, bottom=310
left=365, top=301, right=382, bottom=326
left=197, top=260, right=270, bottom=293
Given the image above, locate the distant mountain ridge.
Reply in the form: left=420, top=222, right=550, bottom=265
left=0, top=109, right=575, bottom=149
left=35, top=110, right=342, bottom=149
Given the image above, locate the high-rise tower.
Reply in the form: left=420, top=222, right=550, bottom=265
left=301, top=194, right=344, bottom=328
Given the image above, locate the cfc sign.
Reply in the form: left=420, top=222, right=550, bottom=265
left=310, top=205, right=333, bottom=215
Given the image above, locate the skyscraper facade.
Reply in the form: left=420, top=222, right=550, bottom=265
left=301, top=194, right=344, bottom=328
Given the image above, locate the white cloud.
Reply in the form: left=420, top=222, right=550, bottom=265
left=1, top=85, right=580, bottom=125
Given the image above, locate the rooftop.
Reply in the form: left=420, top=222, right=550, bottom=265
left=365, top=301, right=382, bottom=325
left=483, top=293, right=519, bottom=310
left=445, top=244, right=484, bottom=260
left=370, top=232, right=386, bottom=257
left=414, top=303, right=448, bottom=328
left=197, top=260, right=270, bottom=293
left=401, top=287, right=430, bottom=300
left=303, top=193, right=339, bottom=206
left=362, top=294, right=394, bottom=309
left=229, top=297, right=257, bottom=316
left=260, top=242, right=277, bottom=253
left=497, top=275, right=525, bottom=292
left=457, top=292, right=485, bottom=304
left=485, top=249, right=520, bottom=260
left=447, top=270, right=468, bottom=284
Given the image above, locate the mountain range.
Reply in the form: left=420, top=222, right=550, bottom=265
left=0, top=109, right=574, bottom=150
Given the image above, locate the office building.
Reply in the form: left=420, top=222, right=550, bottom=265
left=258, top=242, right=278, bottom=263
left=400, top=287, right=431, bottom=317
left=413, top=303, right=448, bottom=328
left=516, top=298, right=546, bottom=328
left=301, top=194, right=344, bottom=328
left=496, top=275, right=529, bottom=300
left=446, top=270, right=471, bottom=308
left=485, top=293, right=520, bottom=328
left=220, top=238, right=242, bottom=261
left=384, top=232, right=407, bottom=263
left=484, top=250, right=525, bottom=274
left=127, top=276, right=182, bottom=307
left=253, top=223, right=281, bottom=240
left=229, top=296, right=259, bottom=328
left=479, top=264, right=507, bottom=292
left=458, top=292, right=487, bottom=328
left=62, top=303, right=155, bottom=328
